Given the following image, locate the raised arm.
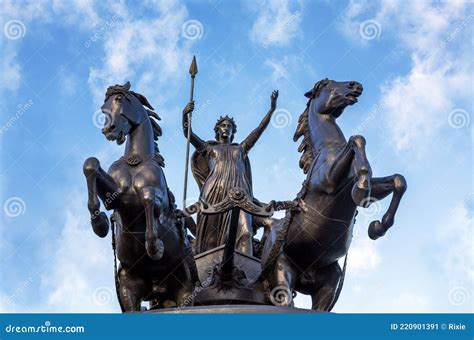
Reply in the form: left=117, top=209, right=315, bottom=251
left=241, top=90, right=278, bottom=152
left=182, top=101, right=206, bottom=150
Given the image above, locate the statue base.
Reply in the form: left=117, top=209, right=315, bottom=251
left=147, top=304, right=322, bottom=314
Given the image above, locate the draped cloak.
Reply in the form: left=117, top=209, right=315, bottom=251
left=191, top=141, right=253, bottom=255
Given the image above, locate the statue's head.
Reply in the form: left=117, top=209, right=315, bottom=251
left=305, top=78, right=363, bottom=118
left=214, top=115, right=237, bottom=143
left=101, top=81, right=155, bottom=145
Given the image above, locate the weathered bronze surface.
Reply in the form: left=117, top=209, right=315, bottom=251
left=260, top=79, right=407, bottom=311
left=83, top=82, right=196, bottom=312
left=84, top=60, right=406, bottom=313
left=182, top=89, right=278, bottom=256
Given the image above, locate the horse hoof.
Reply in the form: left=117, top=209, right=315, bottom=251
left=368, top=220, right=385, bottom=240
left=146, top=238, right=164, bottom=261
left=91, top=212, right=109, bottom=238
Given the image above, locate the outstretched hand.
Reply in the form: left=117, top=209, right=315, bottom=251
left=270, top=90, right=279, bottom=110
left=183, top=101, right=195, bottom=114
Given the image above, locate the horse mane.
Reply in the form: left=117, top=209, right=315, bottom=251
left=105, top=83, right=165, bottom=167
left=293, top=79, right=327, bottom=174
left=293, top=106, right=313, bottom=174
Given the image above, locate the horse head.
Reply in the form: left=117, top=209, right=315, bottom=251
left=101, top=81, right=156, bottom=145
left=305, top=79, right=363, bottom=118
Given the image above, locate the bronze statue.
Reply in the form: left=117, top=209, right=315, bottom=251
left=83, top=56, right=407, bottom=313
left=260, top=79, right=407, bottom=311
left=83, top=82, right=196, bottom=311
left=182, top=90, right=279, bottom=256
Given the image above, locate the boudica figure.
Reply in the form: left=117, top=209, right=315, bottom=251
left=84, top=57, right=406, bottom=312
left=182, top=90, right=278, bottom=256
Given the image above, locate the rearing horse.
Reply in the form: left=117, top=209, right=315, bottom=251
left=261, top=79, right=407, bottom=311
left=83, top=82, right=195, bottom=311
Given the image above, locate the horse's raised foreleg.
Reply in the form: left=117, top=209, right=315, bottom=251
left=367, top=174, right=407, bottom=240
left=321, top=135, right=372, bottom=205
left=140, top=186, right=165, bottom=261
left=83, top=157, right=118, bottom=237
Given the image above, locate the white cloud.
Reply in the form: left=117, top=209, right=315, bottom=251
left=435, top=202, right=474, bottom=289
left=40, top=189, right=119, bottom=313
left=0, top=0, right=102, bottom=93
left=249, top=0, right=303, bottom=48
left=340, top=0, right=473, bottom=152
left=347, top=217, right=382, bottom=275
left=347, top=237, right=381, bottom=275
left=87, top=0, right=194, bottom=108
left=1, top=48, right=21, bottom=92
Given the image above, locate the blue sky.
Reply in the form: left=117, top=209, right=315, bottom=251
left=0, top=0, right=472, bottom=313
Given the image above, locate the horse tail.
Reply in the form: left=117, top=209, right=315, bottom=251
left=328, top=253, right=348, bottom=312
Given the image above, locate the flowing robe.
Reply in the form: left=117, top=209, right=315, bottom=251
left=191, top=141, right=253, bottom=255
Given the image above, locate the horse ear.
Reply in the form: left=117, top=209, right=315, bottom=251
left=123, top=81, right=131, bottom=91
left=305, top=79, right=326, bottom=98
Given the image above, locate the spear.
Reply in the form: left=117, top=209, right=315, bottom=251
left=183, top=55, right=198, bottom=210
